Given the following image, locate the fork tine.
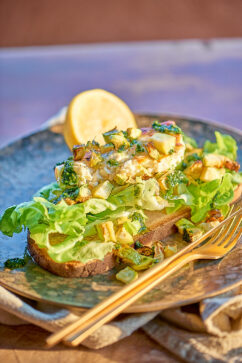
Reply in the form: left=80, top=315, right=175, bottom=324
left=206, top=217, right=236, bottom=246
left=205, top=204, right=237, bottom=246
left=212, top=215, right=241, bottom=249
left=208, top=207, right=241, bottom=246
left=219, top=218, right=242, bottom=248
left=223, top=227, right=242, bottom=252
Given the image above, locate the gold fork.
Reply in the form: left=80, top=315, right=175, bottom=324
left=46, top=206, right=241, bottom=348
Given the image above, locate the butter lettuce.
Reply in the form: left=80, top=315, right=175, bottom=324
left=84, top=199, right=117, bottom=214
left=0, top=128, right=240, bottom=264
left=183, top=134, right=198, bottom=149
left=165, top=173, right=235, bottom=223
left=108, top=184, right=141, bottom=207
left=34, top=182, right=62, bottom=202
left=230, top=171, right=242, bottom=185
left=203, top=131, right=237, bottom=160
left=0, top=197, right=87, bottom=252
left=187, top=174, right=234, bottom=223
left=48, top=240, right=115, bottom=263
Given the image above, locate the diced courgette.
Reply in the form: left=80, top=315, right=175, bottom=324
left=116, top=266, right=138, bottom=284
left=151, top=133, right=176, bottom=155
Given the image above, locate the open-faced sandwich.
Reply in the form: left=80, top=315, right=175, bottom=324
left=0, top=118, right=241, bottom=283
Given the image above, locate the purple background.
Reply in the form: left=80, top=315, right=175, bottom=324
left=0, top=39, right=242, bottom=146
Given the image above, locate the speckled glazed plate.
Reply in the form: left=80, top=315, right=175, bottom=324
left=0, top=114, right=241, bottom=313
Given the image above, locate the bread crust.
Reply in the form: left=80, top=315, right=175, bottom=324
left=27, top=235, right=116, bottom=278
left=27, top=184, right=242, bottom=278
left=137, top=183, right=242, bottom=245
left=136, top=207, right=191, bottom=245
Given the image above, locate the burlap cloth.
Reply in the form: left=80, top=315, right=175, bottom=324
left=0, top=285, right=241, bottom=362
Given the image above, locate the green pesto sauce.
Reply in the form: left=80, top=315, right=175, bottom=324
left=4, top=248, right=30, bottom=269
left=4, top=257, right=27, bottom=269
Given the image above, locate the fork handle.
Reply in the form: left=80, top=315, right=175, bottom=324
left=64, top=252, right=198, bottom=346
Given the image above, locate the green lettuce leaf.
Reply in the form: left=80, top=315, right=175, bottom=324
left=213, top=174, right=235, bottom=207
left=188, top=174, right=234, bottom=223
left=108, top=184, right=141, bottom=207
left=84, top=198, right=117, bottom=214
left=183, top=134, right=198, bottom=148
left=203, top=131, right=237, bottom=160
left=34, top=182, right=62, bottom=202
left=230, top=171, right=242, bottom=185
left=0, top=197, right=87, bottom=253
left=165, top=173, right=235, bottom=223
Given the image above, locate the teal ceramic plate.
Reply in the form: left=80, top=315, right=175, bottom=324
left=0, top=114, right=241, bottom=312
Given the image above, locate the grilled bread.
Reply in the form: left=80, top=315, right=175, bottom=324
left=27, top=183, right=241, bottom=278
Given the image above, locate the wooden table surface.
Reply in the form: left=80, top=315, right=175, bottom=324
left=0, top=39, right=241, bottom=362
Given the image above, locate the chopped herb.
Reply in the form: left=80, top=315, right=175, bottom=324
left=118, top=144, right=126, bottom=152
left=107, top=159, right=119, bottom=166
left=130, top=139, right=138, bottom=146
left=55, top=161, right=64, bottom=167
left=166, top=171, right=188, bottom=189
left=61, top=159, right=78, bottom=186
left=136, top=143, right=145, bottom=153
left=186, top=153, right=201, bottom=163
left=179, top=161, right=188, bottom=171
left=122, top=130, right=128, bottom=138
left=62, top=186, right=80, bottom=200
left=152, top=121, right=182, bottom=134
left=169, top=149, right=174, bottom=154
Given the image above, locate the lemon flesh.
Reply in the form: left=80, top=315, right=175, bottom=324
left=64, top=89, right=136, bottom=149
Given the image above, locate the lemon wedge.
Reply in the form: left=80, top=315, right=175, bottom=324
left=64, top=89, right=136, bottom=149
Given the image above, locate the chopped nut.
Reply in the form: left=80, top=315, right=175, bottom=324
left=224, top=160, right=240, bottom=172
left=64, top=198, right=76, bottom=205
left=206, top=209, right=224, bottom=223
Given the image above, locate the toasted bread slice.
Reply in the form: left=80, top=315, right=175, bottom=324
left=136, top=207, right=191, bottom=246
left=27, top=184, right=242, bottom=278
left=138, top=183, right=242, bottom=245
left=27, top=235, right=116, bottom=278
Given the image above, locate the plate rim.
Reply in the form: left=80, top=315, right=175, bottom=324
left=1, top=111, right=241, bottom=150
left=0, top=112, right=241, bottom=312
left=1, top=276, right=241, bottom=313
